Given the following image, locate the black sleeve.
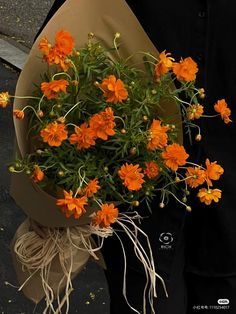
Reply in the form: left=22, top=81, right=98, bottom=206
left=34, top=0, right=66, bottom=42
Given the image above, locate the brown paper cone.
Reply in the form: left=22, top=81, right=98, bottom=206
left=10, top=0, right=182, bottom=228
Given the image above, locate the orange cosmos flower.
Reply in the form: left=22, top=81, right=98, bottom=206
left=187, top=104, right=204, bottom=120
left=40, top=122, right=68, bottom=147
left=197, top=188, right=222, bottom=205
left=100, top=75, right=128, bottom=104
left=56, top=190, right=87, bottom=219
left=13, top=109, right=25, bottom=120
left=144, top=161, right=160, bottom=179
left=173, top=57, right=198, bottom=82
left=41, top=79, right=69, bottom=100
left=90, top=107, right=116, bottom=140
left=118, top=163, right=145, bottom=191
left=31, top=166, right=44, bottom=183
left=38, top=37, right=51, bottom=55
left=45, top=47, right=71, bottom=71
left=185, top=167, right=206, bottom=188
left=39, top=31, right=74, bottom=71
left=147, top=119, right=169, bottom=151
left=205, top=158, right=224, bottom=187
left=55, top=30, right=75, bottom=55
left=155, top=51, right=174, bottom=77
left=214, top=99, right=232, bottom=124
left=93, top=203, right=119, bottom=228
left=83, top=179, right=100, bottom=197
left=162, top=143, right=189, bottom=171
left=69, top=123, right=96, bottom=150
left=0, top=92, right=10, bottom=108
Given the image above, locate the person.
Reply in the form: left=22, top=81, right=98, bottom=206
left=35, top=1, right=236, bottom=313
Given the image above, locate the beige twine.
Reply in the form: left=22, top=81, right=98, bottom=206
left=14, top=213, right=167, bottom=314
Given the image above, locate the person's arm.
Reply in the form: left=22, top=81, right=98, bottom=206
left=34, top=0, right=66, bottom=41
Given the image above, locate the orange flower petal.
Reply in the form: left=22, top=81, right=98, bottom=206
left=93, top=203, right=119, bottom=228
left=162, top=143, right=189, bottom=171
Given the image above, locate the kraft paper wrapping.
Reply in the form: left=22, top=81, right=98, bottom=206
left=10, top=219, right=91, bottom=303
left=10, top=0, right=182, bottom=228
left=9, top=0, right=182, bottom=306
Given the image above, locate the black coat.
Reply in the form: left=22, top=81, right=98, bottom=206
left=37, top=0, right=236, bottom=277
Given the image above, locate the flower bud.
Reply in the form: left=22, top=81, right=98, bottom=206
left=159, top=202, right=165, bottom=208
left=195, top=134, right=202, bottom=141
left=175, top=176, right=181, bottom=183
left=88, top=32, right=94, bottom=39
left=8, top=166, right=15, bottom=173
left=132, top=200, right=139, bottom=207
left=57, top=171, right=65, bottom=177
left=115, top=32, right=121, bottom=39
left=198, top=88, right=206, bottom=99
left=143, top=115, right=148, bottom=122
left=121, top=129, right=126, bottom=134
left=37, top=110, right=44, bottom=118
left=49, top=111, right=56, bottom=117
left=129, top=147, right=137, bottom=155
left=57, top=116, right=65, bottom=123
left=186, top=206, right=192, bottom=212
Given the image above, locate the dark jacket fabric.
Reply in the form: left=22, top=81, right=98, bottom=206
left=37, top=0, right=236, bottom=277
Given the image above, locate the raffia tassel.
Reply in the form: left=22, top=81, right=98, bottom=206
left=13, top=213, right=167, bottom=314
left=13, top=224, right=109, bottom=314
left=112, top=212, right=168, bottom=314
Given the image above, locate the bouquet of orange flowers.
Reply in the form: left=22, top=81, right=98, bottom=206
left=5, top=31, right=230, bottom=215
left=0, top=28, right=231, bottom=313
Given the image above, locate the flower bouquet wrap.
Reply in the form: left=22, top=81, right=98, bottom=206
left=1, top=0, right=231, bottom=313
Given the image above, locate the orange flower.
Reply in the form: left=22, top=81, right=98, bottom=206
left=187, top=104, right=204, bottom=120
left=40, top=122, right=68, bottom=147
left=83, top=178, right=100, bottom=197
left=144, top=161, right=160, bottom=179
left=13, top=109, right=25, bottom=120
left=205, top=158, right=224, bottom=186
left=162, top=143, right=189, bottom=171
left=155, top=51, right=174, bottom=77
left=0, top=92, right=10, bottom=108
left=147, top=119, right=169, bottom=151
left=214, top=99, right=232, bottom=124
left=93, top=203, right=119, bottom=228
left=56, top=190, right=87, bottom=219
left=45, top=47, right=71, bottom=71
left=55, top=30, right=75, bottom=55
left=38, top=37, right=51, bottom=56
left=118, top=163, right=145, bottom=191
left=185, top=167, right=206, bottom=188
left=31, top=166, right=44, bottom=183
left=39, top=31, right=74, bottom=71
left=69, top=123, right=96, bottom=150
left=90, top=107, right=116, bottom=140
left=173, top=57, right=198, bottom=82
left=100, top=75, right=128, bottom=103
left=41, top=79, right=69, bottom=99
left=197, top=188, right=222, bottom=205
